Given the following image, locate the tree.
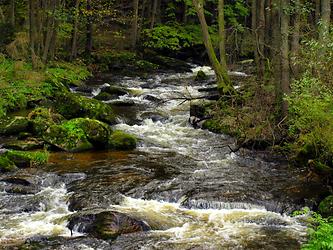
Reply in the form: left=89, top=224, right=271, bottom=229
left=193, top=0, right=232, bottom=94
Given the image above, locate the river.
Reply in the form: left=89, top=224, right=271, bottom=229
left=0, top=66, right=326, bottom=249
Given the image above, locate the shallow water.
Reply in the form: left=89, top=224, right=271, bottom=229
left=0, top=66, right=327, bottom=249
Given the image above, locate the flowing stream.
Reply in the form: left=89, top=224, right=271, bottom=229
left=0, top=66, right=327, bottom=249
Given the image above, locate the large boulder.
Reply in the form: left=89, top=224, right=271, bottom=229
left=53, top=92, right=116, bottom=124
left=0, top=116, right=30, bottom=135
left=108, top=131, right=137, bottom=150
left=67, top=211, right=150, bottom=240
left=43, top=124, right=94, bottom=153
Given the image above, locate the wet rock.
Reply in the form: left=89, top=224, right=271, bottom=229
left=143, top=95, right=161, bottom=103
left=4, top=150, right=49, bottom=168
left=101, top=86, right=129, bottom=96
left=190, top=103, right=206, bottom=119
left=0, top=155, right=17, bottom=172
left=319, top=195, right=333, bottom=217
left=21, top=236, right=111, bottom=250
left=195, top=70, right=208, bottom=81
left=68, top=211, right=150, bottom=240
left=53, top=91, right=116, bottom=124
left=110, top=100, right=136, bottom=107
left=108, top=131, right=137, bottom=150
left=94, top=92, right=115, bottom=101
left=0, top=116, right=30, bottom=136
left=139, top=111, right=168, bottom=123
left=74, top=85, right=94, bottom=94
left=3, top=138, right=44, bottom=151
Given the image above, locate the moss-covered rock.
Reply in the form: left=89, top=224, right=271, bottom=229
left=0, top=154, right=17, bottom=172
left=63, top=118, right=113, bottom=148
left=195, top=70, right=208, bottom=81
left=319, top=195, right=333, bottom=217
left=43, top=124, right=93, bottom=152
left=101, top=86, right=129, bottom=96
left=3, top=138, right=44, bottom=151
left=94, top=92, right=114, bottom=101
left=4, top=150, right=49, bottom=168
left=108, top=130, right=137, bottom=150
left=28, top=107, right=64, bottom=136
left=0, top=116, right=30, bottom=135
left=53, top=92, right=116, bottom=124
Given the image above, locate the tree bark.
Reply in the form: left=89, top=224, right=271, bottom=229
left=291, top=0, right=300, bottom=78
left=257, top=0, right=266, bottom=80
left=218, top=0, right=227, bottom=69
left=86, top=0, right=93, bottom=55
left=131, top=0, right=139, bottom=49
left=70, top=0, right=80, bottom=60
left=150, top=0, right=158, bottom=29
left=193, top=0, right=231, bottom=93
left=280, top=0, right=290, bottom=115
left=319, top=0, right=331, bottom=42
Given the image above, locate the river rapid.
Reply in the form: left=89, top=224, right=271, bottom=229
left=0, top=66, right=327, bottom=249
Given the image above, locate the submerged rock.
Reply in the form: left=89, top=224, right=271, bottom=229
left=195, top=70, right=208, bottom=81
left=101, top=86, right=129, bottom=96
left=68, top=211, right=150, bottom=240
left=94, top=92, right=115, bottom=101
left=0, top=116, right=30, bottom=135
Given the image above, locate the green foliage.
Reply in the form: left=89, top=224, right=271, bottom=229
left=225, top=0, right=249, bottom=31
left=6, top=150, right=49, bottom=166
left=142, top=24, right=217, bottom=51
left=287, top=36, right=333, bottom=168
left=301, top=211, right=333, bottom=250
left=47, top=61, right=91, bottom=87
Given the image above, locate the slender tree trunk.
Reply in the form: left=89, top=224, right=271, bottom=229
left=131, top=0, right=139, bottom=49
left=0, top=6, right=5, bottom=23
left=280, top=0, right=290, bottom=115
left=257, top=0, right=266, bottom=80
left=70, top=0, right=80, bottom=60
left=29, top=0, right=37, bottom=69
left=42, top=0, right=57, bottom=63
left=150, top=0, right=158, bottom=29
left=319, top=0, right=331, bottom=42
left=86, top=0, right=93, bottom=55
left=193, top=0, right=231, bottom=93
left=291, top=0, right=300, bottom=78
left=218, top=0, right=227, bottom=69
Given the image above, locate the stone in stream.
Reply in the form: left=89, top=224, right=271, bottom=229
left=0, top=116, right=30, bottom=136
left=3, top=138, right=44, bottom=151
left=68, top=211, right=151, bottom=240
left=94, top=92, right=116, bottom=101
left=101, top=86, right=129, bottom=97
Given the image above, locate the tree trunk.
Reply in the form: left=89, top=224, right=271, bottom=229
left=70, top=0, right=80, bottom=60
left=29, top=0, right=37, bottom=69
left=319, top=0, right=331, bottom=42
left=218, top=0, right=227, bottom=69
left=280, top=0, right=290, bottom=115
left=291, top=0, right=300, bottom=78
left=42, top=0, right=57, bottom=63
left=131, top=0, right=139, bottom=49
left=86, top=0, right=93, bottom=55
left=257, top=0, right=266, bottom=80
left=0, top=6, right=5, bottom=23
left=150, top=0, right=158, bottom=29
left=193, top=0, right=231, bottom=93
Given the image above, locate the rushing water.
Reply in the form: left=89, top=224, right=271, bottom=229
left=0, top=66, right=327, bottom=249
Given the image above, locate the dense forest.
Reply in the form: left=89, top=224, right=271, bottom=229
left=0, top=0, right=333, bottom=249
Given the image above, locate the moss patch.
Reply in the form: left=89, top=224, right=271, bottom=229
left=4, top=149, right=48, bottom=168
left=0, top=116, right=30, bottom=135
left=109, top=130, right=137, bottom=150
left=53, top=91, right=116, bottom=124
left=0, top=155, right=17, bottom=172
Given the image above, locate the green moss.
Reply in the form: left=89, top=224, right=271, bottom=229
left=94, top=92, right=114, bottom=101
left=195, top=70, right=208, bottom=81
left=43, top=124, right=93, bottom=152
left=62, top=118, right=113, bottom=148
left=5, top=149, right=49, bottom=168
left=54, top=92, right=116, bottom=124
left=109, top=130, right=137, bottom=150
left=0, top=116, right=30, bottom=135
left=0, top=155, right=17, bottom=172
